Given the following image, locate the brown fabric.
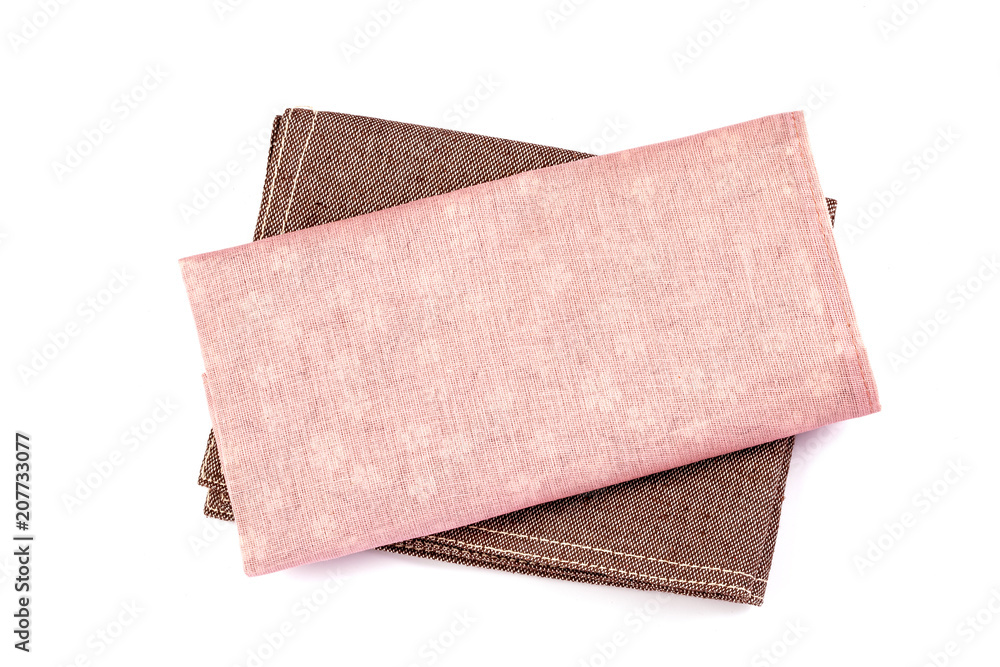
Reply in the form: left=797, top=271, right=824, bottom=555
left=203, top=486, right=232, bottom=521
left=196, top=108, right=838, bottom=603
left=383, top=437, right=794, bottom=604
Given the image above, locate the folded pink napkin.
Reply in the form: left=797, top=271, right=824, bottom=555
left=181, top=111, right=879, bottom=576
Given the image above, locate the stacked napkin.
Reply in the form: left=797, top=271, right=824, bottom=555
left=182, top=109, right=877, bottom=604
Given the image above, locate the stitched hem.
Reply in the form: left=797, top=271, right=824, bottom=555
left=381, top=538, right=764, bottom=606
left=259, top=110, right=294, bottom=238
left=280, top=109, right=319, bottom=233
left=462, top=524, right=767, bottom=583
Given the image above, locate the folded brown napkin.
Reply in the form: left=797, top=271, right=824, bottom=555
left=195, top=109, right=839, bottom=604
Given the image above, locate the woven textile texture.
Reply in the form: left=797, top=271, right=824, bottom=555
left=195, top=109, right=838, bottom=605
left=183, top=109, right=878, bottom=579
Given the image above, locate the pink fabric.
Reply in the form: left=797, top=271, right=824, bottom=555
left=181, top=112, right=879, bottom=576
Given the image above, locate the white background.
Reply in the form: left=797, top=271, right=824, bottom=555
left=2, top=1, right=999, bottom=665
